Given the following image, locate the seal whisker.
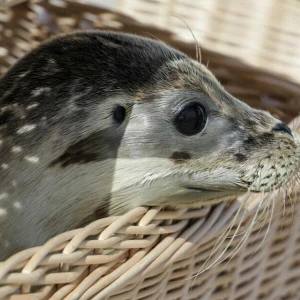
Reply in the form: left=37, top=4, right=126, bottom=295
left=220, top=192, right=266, bottom=268
left=248, top=191, right=270, bottom=250
left=211, top=202, right=243, bottom=248
left=216, top=191, right=265, bottom=269
left=252, top=189, right=275, bottom=256
left=217, top=187, right=269, bottom=270
left=172, top=15, right=201, bottom=63
left=286, top=180, right=297, bottom=232
left=189, top=204, right=246, bottom=284
left=191, top=215, right=246, bottom=283
left=193, top=205, right=247, bottom=278
left=203, top=199, right=246, bottom=264
left=204, top=210, right=250, bottom=279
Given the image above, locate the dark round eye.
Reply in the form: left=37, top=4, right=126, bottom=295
left=113, top=105, right=126, bottom=124
left=175, top=104, right=206, bottom=135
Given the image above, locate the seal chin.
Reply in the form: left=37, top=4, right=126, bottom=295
left=159, top=186, right=246, bottom=207
left=184, top=190, right=241, bottom=206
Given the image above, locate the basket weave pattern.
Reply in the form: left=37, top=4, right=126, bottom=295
left=1, top=190, right=300, bottom=299
left=0, top=1, right=300, bottom=299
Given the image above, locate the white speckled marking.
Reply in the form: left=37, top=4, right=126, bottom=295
left=17, top=124, right=36, bottom=134
left=13, top=202, right=22, bottom=209
left=0, top=192, right=9, bottom=201
left=24, top=156, right=40, bottom=163
left=19, top=70, right=30, bottom=78
left=31, top=87, right=51, bottom=97
left=1, top=163, right=9, bottom=170
left=11, top=146, right=23, bottom=153
left=0, top=208, right=7, bottom=217
left=26, top=103, right=39, bottom=110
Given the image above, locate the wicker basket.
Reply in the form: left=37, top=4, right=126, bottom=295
left=0, top=1, right=300, bottom=299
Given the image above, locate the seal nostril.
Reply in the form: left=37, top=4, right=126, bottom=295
left=272, top=122, right=293, bottom=137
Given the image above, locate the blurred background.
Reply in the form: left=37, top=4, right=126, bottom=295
left=1, top=0, right=300, bottom=83
left=87, top=0, right=300, bottom=84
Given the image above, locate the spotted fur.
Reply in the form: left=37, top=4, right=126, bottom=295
left=0, top=31, right=299, bottom=261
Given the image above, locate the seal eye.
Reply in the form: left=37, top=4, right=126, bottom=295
left=175, top=104, right=206, bottom=135
left=113, top=105, right=126, bottom=124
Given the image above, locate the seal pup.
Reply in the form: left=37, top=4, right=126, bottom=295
left=0, top=31, right=299, bottom=261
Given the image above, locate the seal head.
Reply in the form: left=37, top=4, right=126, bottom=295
left=0, top=31, right=299, bottom=260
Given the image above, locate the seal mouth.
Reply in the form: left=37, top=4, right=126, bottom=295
left=186, top=186, right=247, bottom=193
left=187, top=187, right=220, bottom=193
left=168, top=186, right=246, bottom=206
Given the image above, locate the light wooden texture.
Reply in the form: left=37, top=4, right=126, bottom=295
left=0, top=1, right=299, bottom=299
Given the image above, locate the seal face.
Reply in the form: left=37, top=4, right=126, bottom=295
left=0, top=31, right=299, bottom=260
